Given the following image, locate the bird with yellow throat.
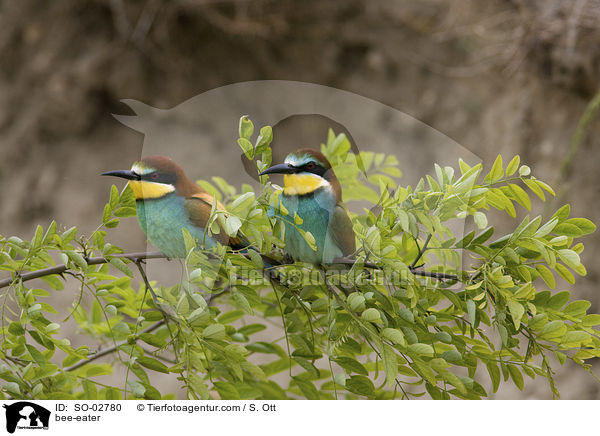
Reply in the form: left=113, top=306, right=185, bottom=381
left=102, top=155, right=248, bottom=258
left=259, top=148, right=355, bottom=264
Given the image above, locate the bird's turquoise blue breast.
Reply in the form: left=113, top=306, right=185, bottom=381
left=136, top=195, right=217, bottom=258
left=280, top=188, right=342, bottom=264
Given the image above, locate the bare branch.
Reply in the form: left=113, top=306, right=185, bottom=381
left=0, top=251, right=167, bottom=290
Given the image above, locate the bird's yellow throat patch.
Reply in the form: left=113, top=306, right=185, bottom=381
left=283, top=173, right=329, bottom=195
left=128, top=180, right=175, bottom=199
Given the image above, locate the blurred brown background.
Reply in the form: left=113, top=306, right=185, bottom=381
left=1, top=0, right=599, bottom=398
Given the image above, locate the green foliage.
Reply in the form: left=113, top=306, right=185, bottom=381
left=0, top=116, right=597, bottom=400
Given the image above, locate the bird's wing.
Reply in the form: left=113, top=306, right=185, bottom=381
left=184, top=193, right=249, bottom=249
left=330, top=203, right=356, bottom=257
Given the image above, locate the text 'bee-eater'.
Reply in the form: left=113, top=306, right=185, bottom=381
left=260, top=148, right=355, bottom=264
left=102, top=155, right=248, bottom=258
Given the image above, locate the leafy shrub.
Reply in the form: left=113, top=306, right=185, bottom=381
left=0, top=117, right=596, bottom=399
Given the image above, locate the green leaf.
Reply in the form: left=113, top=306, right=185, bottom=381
left=523, top=178, right=544, bottom=201
left=557, top=249, right=581, bottom=268
left=109, top=185, right=120, bottom=210
left=582, top=314, right=600, bottom=327
left=562, top=218, right=596, bottom=235
left=440, top=370, right=467, bottom=395
left=434, top=331, right=452, bottom=344
left=561, top=331, right=591, bottom=347
left=292, top=376, right=319, bottom=400
left=218, top=310, right=245, bottom=324
left=229, top=192, right=255, bottom=215
left=347, top=293, right=366, bottom=312
left=85, top=364, right=113, bottom=378
left=540, top=320, right=567, bottom=340
left=412, top=360, right=437, bottom=385
left=185, top=373, right=209, bottom=399
left=8, top=322, right=25, bottom=336
left=224, top=216, right=242, bottom=236
left=485, top=155, right=503, bottom=183
left=507, top=184, right=531, bottom=210
left=136, top=356, right=169, bottom=374
left=397, top=210, right=410, bottom=232
left=453, top=164, right=482, bottom=194
left=555, top=263, right=575, bottom=284
left=334, top=357, right=368, bottom=376
left=382, top=328, right=406, bottom=346
left=31, top=225, right=44, bottom=250
left=547, top=291, right=570, bottom=310
left=508, top=365, right=524, bottom=390
left=407, top=343, right=434, bottom=357
left=303, top=231, right=317, bottom=252
left=114, top=207, right=137, bottom=217
left=237, top=324, right=266, bottom=336
left=61, top=226, right=78, bottom=244
left=102, top=203, right=112, bottom=224
left=528, top=313, right=548, bottom=330
left=109, top=258, right=133, bottom=277
left=25, top=345, right=46, bottom=365
left=535, top=265, right=555, bottom=289
left=473, top=212, right=488, bottom=230
left=203, top=324, right=226, bottom=340
left=119, top=184, right=136, bottom=207
left=105, top=305, right=117, bottom=316
left=142, top=384, right=161, bottom=400
left=466, top=299, right=476, bottom=324
left=533, top=218, right=558, bottom=238
left=486, top=362, right=501, bottom=393
left=361, top=308, right=381, bottom=323
left=535, top=179, right=555, bottom=196
left=458, top=158, right=470, bottom=174
left=292, top=357, right=319, bottom=378
left=139, top=333, right=167, bottom=348
left=505, top=155, right=520, bottom=176
left=237, top=138, right=254, bottom=159
left=213, top=382, right=240, bottom=400
left=455, top=230, right=475, bottom=248
left=255, top=126, right=273, bottom=153
left=382, top=344, right=398, bottom=387
left=182, top=227, right=197, bottom=254
left=507, top=301, right=525, bottom=330
left=552, top=204, right=571, bottom=222
left=345, top=375, right=375, bottom=398
left=238, top=116, right=254, bottom=140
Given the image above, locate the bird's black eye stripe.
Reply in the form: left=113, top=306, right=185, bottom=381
left=301, top=162, right=327, bottom=177
left=140, top=172, right=176, bottom=185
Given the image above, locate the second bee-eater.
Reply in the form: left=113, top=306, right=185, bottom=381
left=102, top=155, right=248, bottom=258
left=260, top=148, right=355, bottom=264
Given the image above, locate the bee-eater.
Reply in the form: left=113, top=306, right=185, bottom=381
left=259, top=148, right=355, bottom=264
left=102, top=155, right=248, bottom=258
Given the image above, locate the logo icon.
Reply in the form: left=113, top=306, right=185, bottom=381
left=3, top=402, right=50, bottom=433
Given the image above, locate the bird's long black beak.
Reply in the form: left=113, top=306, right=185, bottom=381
left=259, top=163, right=297, bottom=176
left=101, top=170, right=141, bottom=180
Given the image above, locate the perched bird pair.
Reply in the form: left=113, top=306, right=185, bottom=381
left=102, top=149, right=355, bottom=264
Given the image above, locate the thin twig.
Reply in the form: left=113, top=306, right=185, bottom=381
left=410, top=234, right=432, bottom=268
left=333, top=255, right=459, bottom=281
left=1, top=246, right=459, bottom=295
left=139, top=347, right=176, bottom=364
left=134, top=259, right=162, bottom=305
left=0, top=251, right=166, bottom=290
left=64, top=320, right=165, bottom=372
left=408, top=268, right=459, bottom=280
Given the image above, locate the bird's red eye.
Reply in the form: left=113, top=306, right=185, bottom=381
left=306, top=162, right=315, bottom=170
left=151, top=172, right=159, bottom=180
